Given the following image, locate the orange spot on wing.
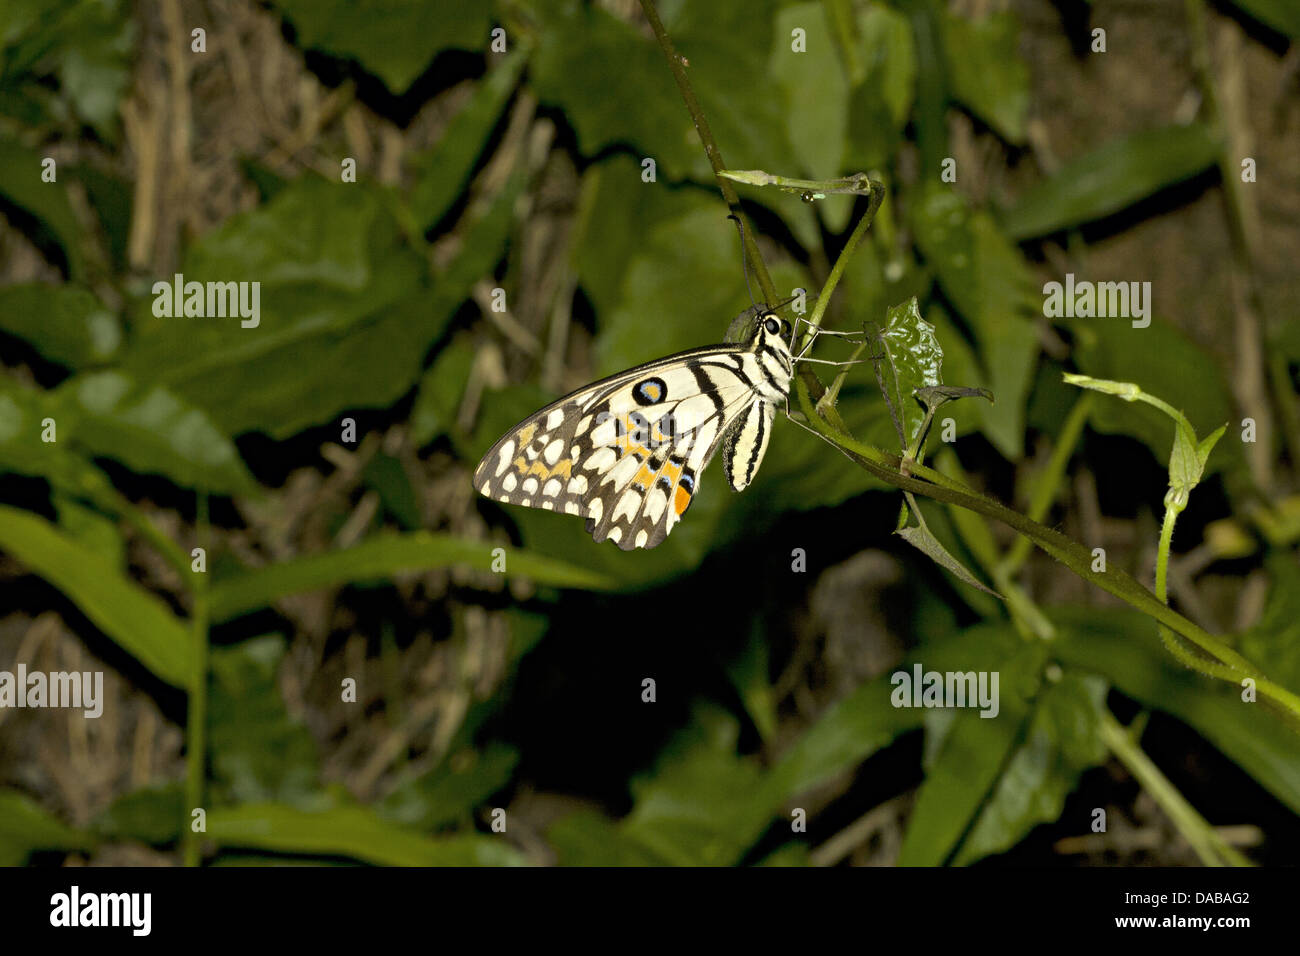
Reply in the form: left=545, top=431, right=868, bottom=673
left=513, top=456, right=528, bottom=474
left=633, top=464, right=655, bottom=488
left=674, top=485, right=691, bottom=516
left=517, top=422, right=538, bottom=447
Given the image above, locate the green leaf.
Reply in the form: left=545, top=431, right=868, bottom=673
left=771, top=669, right=923, bottom=798
left=53, top=493, right=125, bottom=570
left=910, top=185, right=1038, bottom=457
left=1051, top=606, right=1300, bottom=815
left=208, top=801, right=524, bottom=866
left=1, top=0, right=134, bottom=139
left=952, top=673, right=1108, bottom=865
left=999, top=124, right=1220, bottom=240
left=0, top=788, right=92, bottom=865
left=531, top=0, right=797, bottom=182
left=92, top=784, right=184, bottom=844
left=868, top=297, right=944, bottom=446
left=1237, top=555, right=1300, bottom=695
left=361, top=452, right=421, bottom=530
left=0, top=376, right=118, bottom=497
left=120, top=175, right=467, bottom=438
left=209, top=530, right=616, bottom=622
left=377, top=742, right=518, bottom=830
left=272, top=0, right=491, bottom=93
left=724, top=627, right=778, bottom=744
left=0, top=139, right=86, bottom=278
left=896, top=522, right=998, bottom=596
left=1226, top=0, right=1300, bottom=38
left=408, top=50, right=526, bottom=232
left=0, top=505, right=194, bottom=688
left=941, top=11, right=1028, bottom=144
left=897, top=633, right=1045, bottom=865
left=50, top=370, right=258, bottom=495
left=549, top=705, right=781, bottom=866
left=410, top=334, right=477, bottom=447
left=0, top=283, right=120, bottom=368
left=769, top=2, right=851, bottom=230
left=209, top=636, right=322, bottom=806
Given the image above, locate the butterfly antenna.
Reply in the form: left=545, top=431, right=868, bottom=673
left=727, top=213, right=761, bottom=312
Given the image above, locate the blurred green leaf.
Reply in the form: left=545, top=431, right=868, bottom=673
left=0, top=140, right=86, bottom=278
left=1051, top=606, right=1300, bottom=815
left=0, top=788, right=92, bottom=865
left=208, top=801, right=524, bottom=865
left=53, top=492, right=124, bottom=570
left=410, top=334, right=477, bottom=447
left=770, top=2, right=851, bottom=231
left=953, top=673, right=1108, bottom=865
left=209, top=530, right=617, bottom=622
left=92, top=783, right=183, bottom=844
left=0, top=0, right=134, bottom=139
left=272, top=0, right=491, bottom=93
left=377, top=742, right=518, bottom=830
left=0, top=504, right=194, bottom=688
left=725, top=627, right=778, bottom=744
left=757, top=843, right=811, bottom=866
left=772, top=670, right=923, bottom=798
left=897, top=630, right=1045, bottom=865
left=51, top=370, right=258, bottom=495
left=999, top=124, right=1220, bottom=240
left=941, top=11, right=1028, bottom=144
left=0, top=376, right=119, bottom=497
left=361, top=452, right=421, bottom=530
left=209, top=635, right=322, bottom=806
left=1237, top=554, right=1300, bottom=695
left=408, top=50, right=525, bottom=232
left=0, top=283, right=120, bottom=368
left=550, top=705, right=781, bottom=866
left=911, top=185, right=1038, bottom=457
left=121, top=174, right=493, bottom=437
left=1226, top=0, right=1300, bottom=39
left=531, top=0, right=796, bottom=182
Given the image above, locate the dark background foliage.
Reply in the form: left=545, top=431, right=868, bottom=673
left=0, top=0, right=1298, bottom=866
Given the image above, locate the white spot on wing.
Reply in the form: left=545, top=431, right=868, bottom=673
left=543, top=439, right=564, bottom=465
left=502, top=473, right=518, bottom=492
left=588, top=498, right=603, bottom=523
left=635, top=530, right=648, bottom=548
left=495, top=440, right=516, bottom=477
left=546, top=408, right=565, bottom=430
left=522, top=477, right=538, bottom=495
left=542, top=478, right=562, bottom=497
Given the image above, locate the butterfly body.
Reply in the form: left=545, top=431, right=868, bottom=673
left=474, top=313, right=794, bottom=550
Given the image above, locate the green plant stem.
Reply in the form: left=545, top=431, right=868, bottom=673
left=1099, top=711, right=1253, bottom=866
left=1000, top=393, right=1094, bottom=576
left=794, top=374, right=1300, bottom=723
left=806, top=184, right=884, bottom=342
left=182, top=491, right=210, bottom=867
left=638, top=0, right=776, bottom=306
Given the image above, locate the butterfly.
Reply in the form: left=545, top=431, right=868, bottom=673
left=473, top=310, right=802, bottom=550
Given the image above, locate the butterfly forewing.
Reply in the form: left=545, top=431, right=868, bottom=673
left=474, top=317, right=793, bottom=550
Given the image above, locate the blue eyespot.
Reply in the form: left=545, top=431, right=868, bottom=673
left=634, top=377, right=668, bottom=406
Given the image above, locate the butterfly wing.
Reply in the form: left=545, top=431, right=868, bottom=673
left=474, top=347, right=764, bottom=549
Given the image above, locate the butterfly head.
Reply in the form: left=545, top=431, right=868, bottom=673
left=747, top=311, right=794, bottom=399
